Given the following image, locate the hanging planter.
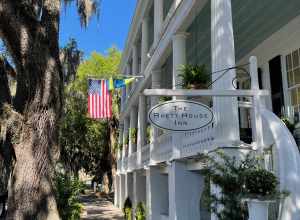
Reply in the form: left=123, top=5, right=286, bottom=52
left=179, top=64, right=209, bottom=89
left=129, top=128, right=137, bottom=144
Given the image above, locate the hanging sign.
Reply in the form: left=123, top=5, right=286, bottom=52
left=148, top=100, right=213, bottom=132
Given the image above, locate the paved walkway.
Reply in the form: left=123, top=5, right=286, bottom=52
left=80, top=191, right=124, bottom=220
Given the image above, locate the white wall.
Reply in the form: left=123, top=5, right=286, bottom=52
left=238, top=14, right=300, bottom=115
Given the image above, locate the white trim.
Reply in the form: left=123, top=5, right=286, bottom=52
left=143, top=89, right=270, bottom=97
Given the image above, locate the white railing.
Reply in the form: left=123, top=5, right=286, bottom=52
left=261, top=109, right=300, bottom=220
left=152, top=133, right=173, bottom=163
left=117, top=158, right=122, bottom=172
left=122, top=157, right=128, bottom=172
left=141, top=144, right=150, bottom=167
left=178, top=124, right=215, bottom=158
left=128, top=152, right=137, bottom=171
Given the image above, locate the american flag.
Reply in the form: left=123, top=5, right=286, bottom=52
left=88, top=79, right=112, bottom=119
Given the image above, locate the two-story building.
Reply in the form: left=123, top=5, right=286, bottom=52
left=115, top=1, right=300, bottom=219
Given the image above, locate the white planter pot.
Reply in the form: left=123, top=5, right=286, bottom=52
left=247, top=199, right=273, bottom=220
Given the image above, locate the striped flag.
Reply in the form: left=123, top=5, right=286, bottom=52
left=88, top=79, right=112, bottom=119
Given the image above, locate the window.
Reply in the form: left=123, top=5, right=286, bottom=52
left=286, top=48, right=300, bottom=114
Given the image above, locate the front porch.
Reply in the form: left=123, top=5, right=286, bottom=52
left=115, top=0, right=300, bottom=219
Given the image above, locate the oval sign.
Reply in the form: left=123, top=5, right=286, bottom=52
left=148, top=100, right=213, bottom=132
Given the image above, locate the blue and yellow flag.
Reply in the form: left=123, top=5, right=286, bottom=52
left=107, top=77, right=135, bottom=91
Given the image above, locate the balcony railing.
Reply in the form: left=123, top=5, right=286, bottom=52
left=141, top=144, right=150, bottom=167
left=152, top=133, right=173, bottom=163
left=118, top=124, right=215, bottom=172
left=178, top=124, right=215, bottom=158
left=128, top=152, right=137, bottom=171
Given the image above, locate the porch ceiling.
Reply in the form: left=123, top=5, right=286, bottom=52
left=233, top=0, right=300, bottom=60
left=186, top=0, right=300, bottom=67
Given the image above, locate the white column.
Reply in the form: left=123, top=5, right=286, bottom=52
left=129, top=106, right=138, bottom=155
left=137, top=95, right=147, bottom=166
left=146, top=167, right=168, bottom=220
left=169, top=162, right=204, bottom=220
left=151, top=69, right=161, bottom=142
left=211, top=0, right=239, bottom=144
left=154, top=0, right=164, bottom=45
left=120, top=174, right=126, bottom=207
left=250, top=56, right=265, bottom=151
left=125, top=173, right=134, bottom=202
left=126, top=63, right=131, bottom=98
left=172, top=33, right=187, bottom=99
left=133, top=171, right=147, bottom=206
left=132, top=44, right=139, bottom=75
left=114, top=175, right=120, bottom=207
left=118, top=123, right=124, bottom=160
left=122, top=117, right=129, bottom=158
left=141, top=17, right=149, bottom=72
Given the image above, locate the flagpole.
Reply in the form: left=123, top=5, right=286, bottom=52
left=87, top=75, right=145, bottom=80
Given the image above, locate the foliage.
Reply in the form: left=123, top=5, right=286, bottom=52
left=203, top=151, right=260, bottom=220
left=59, top=89, right=110, bottom=176
left=63, top=0, right=101, bottom=27
left=54, top=172, right=85, bottom=220
left=179, top=64, right=209, bottom=89
left=124, top=136, right=129, bottom=146
left=73, top=48, right=122, bottom=94
left=243, top=169, right=278, bottom=198
left=135, top=202, right=146, bottom=220
left=123, top=197, right=132, bottom=220
left=129, top=128, right=137, bottom=144
left=281, top=117, right=295, bottom=134
left=204, top=150, right=283, bottom=220
left=146, top=126, right=152, bottom=144
left=60, top=48, right=122, bottom=177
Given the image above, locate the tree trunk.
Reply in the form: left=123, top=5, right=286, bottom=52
left=0, top=1, right=62, bottom=219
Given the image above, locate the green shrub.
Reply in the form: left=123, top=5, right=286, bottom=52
left=123, top=197, right=132, bottom=220
left=203, top=151, right=260, bottom=220
left=135, top=202, right=146, bottom=220
left=55, top=173, right=85, bottom=220
left=243, top=169, right=278, bottom=198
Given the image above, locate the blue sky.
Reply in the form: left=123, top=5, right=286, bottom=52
left=59, top=0, right=137, bottom=57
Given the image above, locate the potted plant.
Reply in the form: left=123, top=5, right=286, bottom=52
left=146, top=126, right=152, bottom=144
left=124, top=136, right=129, bottom=146
left=159, top=96, right=172, bottom=103
left=129, top=128, right=138, bottom=144
left=179, top=64, right=209, bottom=89
left=203, top=151, right=258, bottom=220
left=135, top=202, right=146, bottom=220
left=243, top=168, right=282, bottom=220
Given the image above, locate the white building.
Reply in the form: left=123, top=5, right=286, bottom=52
left=115, top=0, right=300, bottom=219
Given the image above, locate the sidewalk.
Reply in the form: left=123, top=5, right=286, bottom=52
left=80, top=191, right=124, bottom=220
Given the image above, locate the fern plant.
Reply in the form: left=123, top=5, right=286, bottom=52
left=129, top=128, right=138, bottom=144
left=179, top=64, right=209, bottom=89
left=135, top=202, right=146, bottom=220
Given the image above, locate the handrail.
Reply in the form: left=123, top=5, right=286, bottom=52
left=261, top=109, right=300, bottom=220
